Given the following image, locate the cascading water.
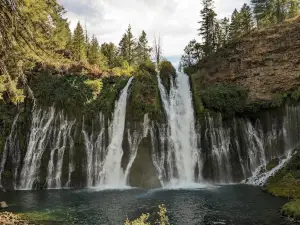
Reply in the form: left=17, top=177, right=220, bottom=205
left=97, top=77, right=133, bottom=187
left=0, top=113, right=19, bottom=188
left=46, top=113, right=75, bottom=189
left=157, top=72, right=200, bottom=186
left=19, top=107, right=55, bottom=190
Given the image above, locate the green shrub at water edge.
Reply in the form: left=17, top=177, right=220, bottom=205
left=201, top=83, right=248, bottom=116
left=282, top=200, right=300, bottom=219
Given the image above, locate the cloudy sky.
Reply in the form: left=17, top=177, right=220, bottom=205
left=58, top=0, right=249, bottom=66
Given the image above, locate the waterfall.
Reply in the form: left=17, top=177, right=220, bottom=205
left=19, top=107, right=55, bottom=190
left=46, top=113, right=75, bottom=189
left=0, top=113, right=19, bottom=188
left=97, top=77, right=133, bottom=187
left=157, top=72, right=199, bottom=186
left=82, top=113, right=107, bottom=187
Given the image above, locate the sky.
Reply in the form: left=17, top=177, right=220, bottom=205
left=58, top=0, right=249, bottom=67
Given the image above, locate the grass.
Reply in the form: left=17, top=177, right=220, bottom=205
left=266, top=158, right=280, bottom=171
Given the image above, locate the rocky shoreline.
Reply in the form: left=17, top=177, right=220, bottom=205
left=0, top=212, right=33, bottom=225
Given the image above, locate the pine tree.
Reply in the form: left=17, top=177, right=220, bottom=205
left=240, top=3, right=254, bottom=33
left=251, top=0, right=270, bottom=27
left=101, top=42, right=121, bottom=68
left=198, top=0, right=217, bottom=56
left=288, top=0, right=299, bottom=18
left=136, top=30, right=151, bottom=64
left=72, top=22, right=87, bottom=62
left=219, top=17, right=230, bottom=46
left=88, top=35, right=100, bottom=65
left=181, top=39, right=204, bottom=68
left=229, top=9, right=242, bottom=40
left=118, top=25, right=136, bottom=65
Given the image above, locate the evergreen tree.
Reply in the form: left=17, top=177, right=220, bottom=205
left=288, top=0, right=299, bottom=18
left=88, top=35, right=100, bottom=65
left=229, top=9, right=242, bottom=40
left=251, top=0, right=269, bottom=27
left=198, top=0, right=217, bottom=56
left=219, top=17, right=230, bottom=46
left=181, top=39, right=204, bottom=68
left=101, top=42, right=120, bottom=68
left=136, top=30, right=151, bottom=64
left=118, top=25, right=136, bottom=65
left=240, top=3, right=254, bottom=33
left=72, top=22, right=87, bottom=62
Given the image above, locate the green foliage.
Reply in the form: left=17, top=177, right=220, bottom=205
left=159, top=61, right=176, bottom=93
left=128, top=62, right=162, bottom=121
left=282, top=199, right=300, bottom=219
left=101, top=42, right=122, bottom=69
left=266, top=158, right=280, bottom=171
left=85, top=76, right=130, bottom=117
left=191, top=74, right=205, bottom=116
left=267, top=151, right=300, bottom=199
left=251, top=0, right=299, bottom=27
left=119, top=25, right=136, bottom=65
left=84, top=79, right=103, bottom=101
left=135, top=31, right=152, bottom=64
left=291, top=88, right=300, bottom=101
left=124, top=205, right=169, bottom=225
left=198, top=0, right=217, bottom=56
left=112, top=61, right=135, bottom=76
left=201, top=83, right=248, bottom=115
left=72, top=22, right=87, bottom=62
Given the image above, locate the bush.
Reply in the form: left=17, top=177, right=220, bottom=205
left=267, top=151, right=300, bottom=199
left=201, top=83, right=248, bottom=115
left=128, top=63, right=162, bottom=121
left=282, top=200, right=300, bottom=219
left=125, top=205, right=169, bottom=225
left=84, top=79, right=103, bottom=101
left=159, top=61, right=176, bottom=92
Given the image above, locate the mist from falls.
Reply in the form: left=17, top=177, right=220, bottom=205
left=157, top=72, right=200, bottom=186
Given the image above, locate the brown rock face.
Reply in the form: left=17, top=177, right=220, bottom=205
left=194, top=17, right=300, bottom=104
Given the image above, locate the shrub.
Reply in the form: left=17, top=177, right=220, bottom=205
left=128, top=65, right=162, bottom=121
left=201, top=83, right=248, bottom=115
left=124, top=205, right=169, bottom=225
left=84, top=79, right=103, bottom=101
left=282, top=200, right=300, bottom=219
left=159, top=61, right=176, bottom=92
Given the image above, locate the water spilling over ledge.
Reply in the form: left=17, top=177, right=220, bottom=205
left=1, top=73, right=300, bottom=190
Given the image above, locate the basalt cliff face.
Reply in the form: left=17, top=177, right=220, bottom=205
left=193, top=17, right=300, bottom=105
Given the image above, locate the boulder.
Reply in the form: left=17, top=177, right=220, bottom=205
left=0, top=201, right=8, bottom=209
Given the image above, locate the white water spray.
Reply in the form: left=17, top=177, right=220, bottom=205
left=97, top=77, right=133, bottom=188
left=19, top=107, right=55, bottom=190
left=157, top=72, right=199, bottom=186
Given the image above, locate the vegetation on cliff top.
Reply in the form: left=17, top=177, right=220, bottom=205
left=159, top=61, right=176, bottom=93
left=128, top=61, right=163, bottom=121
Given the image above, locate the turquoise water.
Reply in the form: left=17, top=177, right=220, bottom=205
left=2, top=185, right=289, bottom=225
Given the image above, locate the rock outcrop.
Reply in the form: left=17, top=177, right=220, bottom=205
left=193, top=17, right=300, bottom=105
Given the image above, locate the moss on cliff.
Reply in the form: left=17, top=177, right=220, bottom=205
left=127, top=62, right=163, bottom=121
left=31, top=71, right=129, bottom=118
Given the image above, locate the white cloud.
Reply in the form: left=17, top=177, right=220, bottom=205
left=58, top=0, right=249, bottom=65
